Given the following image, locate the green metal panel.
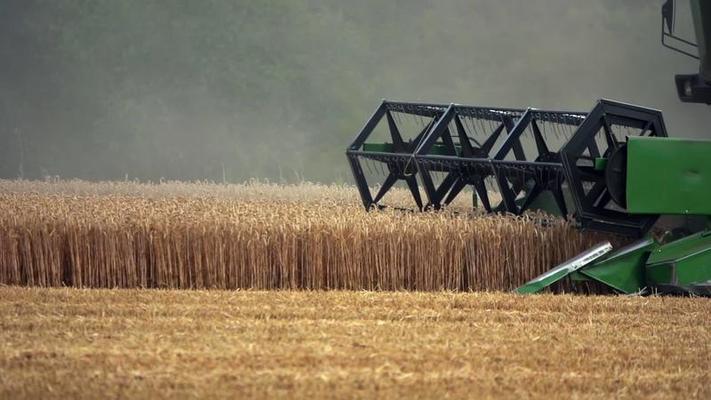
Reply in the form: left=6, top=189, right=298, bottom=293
left=578, top=238, right=657, bottom=294
left=569, top=271, right=589, bottom=281
left=362, top=142, right=460, bottom=156
left=515, top=242, right=612, bottom=294
left=594, top=157, right=607, bottom=171
left=646, top=252, right=711, bottom=291
left=647, top=230, right=711, bottom=264
left=627, top=136, right=711, bottom=215
left=429, top=144, right=459, bottom=156
left=645, top=262, right=674, bottom=285
left=645, top=230, right=711, bottom=289
left=676, top=252, right=711, bottom=286
left=362, top=143, right=393, bottom=152
left=520, top=187, right=573, bottom=218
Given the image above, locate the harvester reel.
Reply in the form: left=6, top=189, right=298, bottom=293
left=346, top=101, right=448, bottom=211
left=412, top=104, right=525, bottom=211
left=490, top=109, right=586, bottom=216
left=560, top=99, right=668, bottom=237
left=347, top=98, right=668, bottom=238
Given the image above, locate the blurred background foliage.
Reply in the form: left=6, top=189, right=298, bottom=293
left=1, top=0, right=709, bottom=183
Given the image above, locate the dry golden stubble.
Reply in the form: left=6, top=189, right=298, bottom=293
left=0, top=287, right=709, bottom=400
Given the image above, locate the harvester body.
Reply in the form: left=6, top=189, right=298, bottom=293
left=517, top=135, right=711, bottom=295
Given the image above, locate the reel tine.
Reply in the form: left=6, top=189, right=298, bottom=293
left=488, top=176, right=500, bottom=194
left=478, top=115, right=487, bottom=139
left=561, top=120, right=568, bottom=141
left=549, top=116, right=557, bottom=141
left=477, top=117, right=484, bottom=139
left=543, top=114, right=551, bottom=142
left=469, top=112, right=477, bottom=137
left=365, top=157, right=374, bottom=176
left=465, top=116, right=473, bottom=138
left=373, top=158, right=380, bottom=176
left=549, top=115, right=556, bottom=141
left=468, top=115, right=477, bottom=138
left=562, top=119, right=570, bottom=140
left=467, top=115, right=475, bottom=137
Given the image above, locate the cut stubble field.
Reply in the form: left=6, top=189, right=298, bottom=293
left=1, top=288, right=710, bottom=399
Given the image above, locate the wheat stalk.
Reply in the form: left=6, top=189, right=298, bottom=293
left=0, top=180, right=621, bottom=291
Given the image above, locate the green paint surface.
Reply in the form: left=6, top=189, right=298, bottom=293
left=627, top=136, right=711, bottom=215
left=646, top=230, right=711, bottom=287
left=579, top=239, right=656, bottom=294
left=362, top=142, right=460, bottom=156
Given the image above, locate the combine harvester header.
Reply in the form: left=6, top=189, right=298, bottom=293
left=347, top=99, right=667, bottom=237
left=347, top=99, right=711, bottom=296
left=346, top=0, right=711, bottom=296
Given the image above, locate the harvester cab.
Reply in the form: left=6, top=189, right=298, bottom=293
left=346, top=0, right=711, bottom=295
left=663, top=0, right=711, bottom=103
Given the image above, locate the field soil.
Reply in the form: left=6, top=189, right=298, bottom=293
left=1, top=287, right=709, bottom=399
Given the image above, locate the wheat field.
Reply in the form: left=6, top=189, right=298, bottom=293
left=1, top=181, right=708, bottom=400
left=0, top=179, right=619, bottom=291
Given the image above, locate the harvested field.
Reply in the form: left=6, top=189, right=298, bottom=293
left=0, top=180, right=619, bottom=291
left=1, top=287, right=709, bottom=399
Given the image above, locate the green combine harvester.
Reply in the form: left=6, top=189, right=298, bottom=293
left=346, top=0, right=711, bottom=295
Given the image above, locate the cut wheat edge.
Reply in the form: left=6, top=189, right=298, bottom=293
left=0, top=179, right=621, bottom=291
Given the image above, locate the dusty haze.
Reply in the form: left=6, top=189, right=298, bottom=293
left=1, top=0, right=709, bottom=183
